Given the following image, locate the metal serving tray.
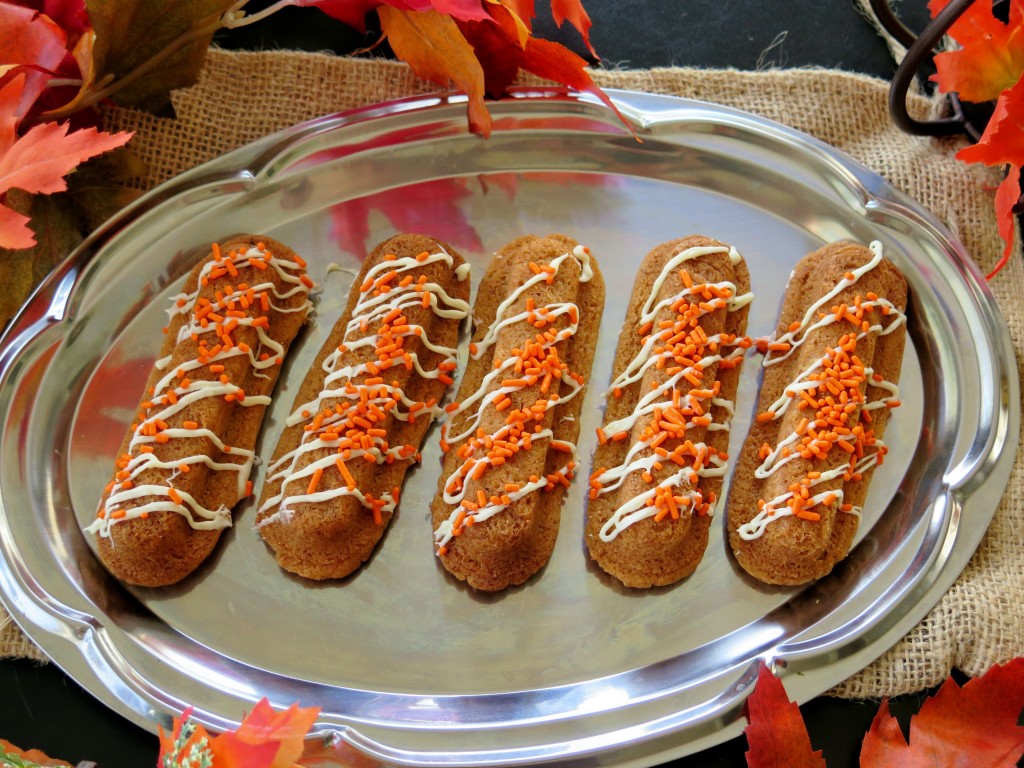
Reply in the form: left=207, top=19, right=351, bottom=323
left=0, top=89, right=1017, bottom=767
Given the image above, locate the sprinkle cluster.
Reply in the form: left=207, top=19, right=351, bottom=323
left=259, top=249, right=469, bottom=527
left=434, top=246, right=594, bottom=555
left=88, top=242, right=313, bottom=536
left=738, top=247, right=905, bottom=541
left=588, top=248, right=752, bottom=541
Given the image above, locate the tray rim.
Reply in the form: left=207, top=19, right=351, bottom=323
left=0, top=86, right=1018, bottom=767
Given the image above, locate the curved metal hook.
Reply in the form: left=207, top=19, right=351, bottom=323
left=867, top=0, right=922, bottom=48
left=886, top=0, right=978, bottom=138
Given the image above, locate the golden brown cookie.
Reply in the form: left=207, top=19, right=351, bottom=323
left=586, top=236, right=753, bottom=588
left=432, top=234, right=604, bottom=591
left=88, top=235, right=313, bottom=586
left=257, top=234, right=471, bottom=580
left=727, top=241, right=908, bottom=585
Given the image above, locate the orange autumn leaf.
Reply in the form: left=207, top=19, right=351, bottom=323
left=484, top=0, right=532, bottom=47
left=860, top=658, right=1024, bottom=767
left=159, top=699, right=321, bottom=768
left=379, top=6, right=491, bottom=136
left=226, top=698, right=321, bottom=768
left=461, top=4, right=524, bottom=95
left=954, top=75, right=1024, bottom=277
left=550, top=0, right=596, bottom=57
left=0, top=73, right=132, bottom=250
left=989, top=163, right=1022, bottom=279
left=743, top=663, right=826, bottom=768
left=493, top=0, right=534, bottom=26
left=930, top=0, right=1024, bottom=102
left=957, top=75, right=1024, bottom=167
left=462, top=3, right=630, bottom=133
left=208, top=739, right=279, bottom=768
left=517, top=35, right=626, bottom=125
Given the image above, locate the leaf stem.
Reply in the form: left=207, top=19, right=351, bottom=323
left=32, top=0, right=258, bottom=124
left=45, top=78, right=84, bottom=88
left=223, top=0, right=297, bottom=28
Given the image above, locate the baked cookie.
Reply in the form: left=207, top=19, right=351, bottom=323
left=586, top=236, right=753, bottom=588
left=727, top=240, right=908, bottom=585
left=257, top=233, right=471, bottom=580
left=432, top=234, right=604, bottom=591
left=87, top=235, right=313, bottom=586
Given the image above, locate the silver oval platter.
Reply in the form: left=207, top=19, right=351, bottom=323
left=0, top=89, right=1018, bottom=767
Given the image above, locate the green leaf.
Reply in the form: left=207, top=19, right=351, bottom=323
left=67, top=145, right=146, bottom=231
left=85, top=0, right=236, bottom=114
left=0, top=191, right=83, bottom=330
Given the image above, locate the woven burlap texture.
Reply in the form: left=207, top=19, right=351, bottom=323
left=3, top=48, right=1021, bottom=699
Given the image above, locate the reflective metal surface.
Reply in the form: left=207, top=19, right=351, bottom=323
left=0, top=89, right=1017, bottom=767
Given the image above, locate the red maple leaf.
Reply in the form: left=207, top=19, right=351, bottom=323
left=0, top=2, right=69, bottom=121
left=460, top=2, right=629, bottom=130
left=0, top=73, right=132, bottom=249
left=299, top=0, right=624, bottom=138
left=300, top=0, right=378, bottom=30
left=23, top=0, right=91, bottom=40
left=860, top=658, right=1024, bottom=767
left=329, top=177, right=486, bottom=256
left=10, top=0, right=93, bottom=122
left=743, top=662, right=827, bottom=768
left=300, top=0, right=490, bottom=31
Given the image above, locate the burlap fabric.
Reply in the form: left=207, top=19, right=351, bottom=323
left=2, top=49, right=1022, bottom=700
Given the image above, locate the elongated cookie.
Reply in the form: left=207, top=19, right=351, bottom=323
left=86, top=235, right=314, bottom=587
left=586, top=236, right=753, bottom=588
left=727, top=240, right=907, bottom=585
left=432, top=234, right=605, bottom=591
left=257, top=233, right=471, bottom=580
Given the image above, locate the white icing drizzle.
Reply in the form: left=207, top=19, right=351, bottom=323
left=588, top=245, right=753, bottom=541
left=433, top=245, right=593, bottom=554
left=257, top=248, right=470, bottom=528
left=87, top=242, right=313, bottom=537
left=736, top=240, right=906, bottom=541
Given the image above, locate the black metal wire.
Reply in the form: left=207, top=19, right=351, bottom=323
left=887, top=0, right=976, bottom=137
left=867, top=0, right=921, bottom=48
left=876, top=0, right=1024, bottom=215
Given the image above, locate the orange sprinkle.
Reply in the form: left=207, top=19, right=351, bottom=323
left=336, top=458, right=356, bottom=490
left=306, top=468, right=324, bottom=495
